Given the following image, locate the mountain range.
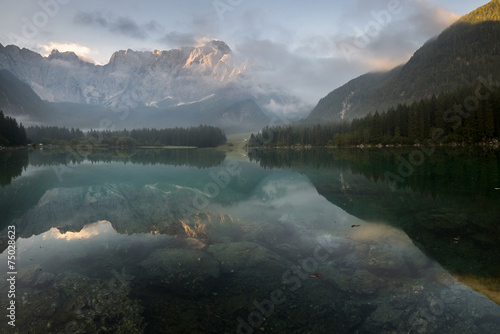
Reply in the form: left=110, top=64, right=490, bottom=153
left=1, top=1, right=499, bottom=132
left=0, top=40, right=241, bottom=106
left=308, top=0, right=500, bottom=122
left=0, top=40, right=305, bottom=132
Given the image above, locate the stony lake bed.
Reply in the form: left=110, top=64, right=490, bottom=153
left=0, top=148, right=499, bottom=333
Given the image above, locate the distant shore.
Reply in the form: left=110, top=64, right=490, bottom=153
left=0, top=144, right=206, bottom=151
left=247, top=138, right=500, bottom=151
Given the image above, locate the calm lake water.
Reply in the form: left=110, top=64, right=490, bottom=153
left=0, top=147, right=499, bottom=333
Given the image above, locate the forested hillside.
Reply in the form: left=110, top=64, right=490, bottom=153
left=250, top=80, right=500, bottom=147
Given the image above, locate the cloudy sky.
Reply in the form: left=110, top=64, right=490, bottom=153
left=0, top=0, right=491, bottom=105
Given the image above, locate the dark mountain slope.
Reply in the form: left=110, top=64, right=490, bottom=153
left=0, top=69, right=47, bottom=116
left=308, top=0, right=500, bottom=122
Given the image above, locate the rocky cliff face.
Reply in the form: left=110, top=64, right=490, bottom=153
left=0, top=40, right=246, bottom=108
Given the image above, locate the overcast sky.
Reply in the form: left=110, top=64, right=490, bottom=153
left=0, top=0, right=491, bottom=104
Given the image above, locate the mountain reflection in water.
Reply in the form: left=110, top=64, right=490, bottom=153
left=0, top=148, right=498, bottom=333
left=250, top=148, right=500, bottom=303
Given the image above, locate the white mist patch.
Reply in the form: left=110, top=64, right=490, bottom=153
left=38, top=42, right=99, bottom=63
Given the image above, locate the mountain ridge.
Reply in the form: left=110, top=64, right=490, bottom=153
left=0, top=40, right=287, bottom=132
left=0, top=67, right=272, bottom=132
left=0, top=40, right=245, bottom=107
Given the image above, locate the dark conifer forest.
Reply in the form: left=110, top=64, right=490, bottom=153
left=0, top=111, right=27, bottom=146
left=24, top=124, right=227, bottom=148
left=0, top=118, right=226, bottom=148
left=250, top=82, right=500, bottom=148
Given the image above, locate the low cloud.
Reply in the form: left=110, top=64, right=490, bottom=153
left=109, top=16, right=146, bottom=39
left=37, top=42, right=99, bottom=63
left=159, top=14, right=221, bottom=49
left=235, top=39, right=365, bottom=105
left=331, top=1, right=460, bottom=70
left=160, top=32, right=214, bottom=48
left=232, top=0, right=462, bottom=107
left=67, top=1, right=462, bottom=109
left=409, top=5, right=460, bottom=37
left=73, top=11, right=162, bottom=39
left=73, top=11, right=108, bottom=27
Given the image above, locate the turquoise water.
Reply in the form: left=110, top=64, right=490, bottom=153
left=0, top=148, right=499, bottom=333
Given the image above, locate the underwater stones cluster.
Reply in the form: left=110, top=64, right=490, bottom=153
left=1, top=172, right=499, bottom=332
left=140, top=241, right=284, bottom=296
left=141, top=248, right=221, bottom=295
left=0, top=220, right=499, bottom=333
left=139, top=224, right=499, bottom=333
left=0, top=266, right=144, bottom=333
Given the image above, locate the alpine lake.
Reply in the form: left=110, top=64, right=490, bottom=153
left=0, top=143, right=499, bottom=334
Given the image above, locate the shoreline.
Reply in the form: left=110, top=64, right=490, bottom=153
left=247, top=139, right=500, bottom=151
left=0, top=144, right=215, bottom=151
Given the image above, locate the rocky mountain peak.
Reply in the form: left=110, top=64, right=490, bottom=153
left=206, top=40, right=231, bottom=54
left=47, top=49, right=80, bottom=63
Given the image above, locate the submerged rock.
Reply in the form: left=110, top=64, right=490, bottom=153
left=207, top=241, right=283, bottom=274
left=141, top=248, right=220, bottom=295
left=273, top=243, right=303, bottom=259
left=325, top=266, right=385, bottom=296
left=361, top=244, right=407, bottom=276
left=358, top=278, right=500, bottom=334
left=0, top=268, right=144, bottom=334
